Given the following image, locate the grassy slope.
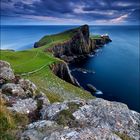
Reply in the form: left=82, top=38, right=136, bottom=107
left=90, top=35, right=102, bottom=39
left=0, top=28, right=94, bottom=102
left=36, top=27, right=78, bottom=48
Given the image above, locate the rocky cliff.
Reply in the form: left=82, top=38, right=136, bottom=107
left=34, top=25, right=111, bottom=87
left=35, top=25, right=111, bottom=62
left=50, top=61, right=80, bottom=86
left=50, top=25, right=91, bottom=58
left=48, top=25, right=111, bottom=62
left=0, top=60, right=140, bottom=140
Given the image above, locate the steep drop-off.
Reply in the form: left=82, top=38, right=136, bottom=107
left=50, top=61, right=80, bottom=87
left=35, top=25, right=111, bottom=62
left=1, top=60, right=140, bottom=140
left=34, top=25, right=111, bottom=86
left=1, top=26, right=140, bottom=140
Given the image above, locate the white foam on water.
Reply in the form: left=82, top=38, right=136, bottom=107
left=95, top=91, right=103, bottom=95
left=83, top=71, right=87, bottom=74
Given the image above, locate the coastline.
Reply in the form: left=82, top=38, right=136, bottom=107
left=0, top=25, right=140, bottom=140
left=0, top=60, right=140, bottom=140
left=0, top=24, right=139, bottom=109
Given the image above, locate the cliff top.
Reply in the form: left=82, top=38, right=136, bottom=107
left=0, top=25, right=112, bottom=102
left=0, top=25, right=94, bottom=103
left=0, top=60, right=139, bottom=140
left=1, top=25, right=139, bottom=140
left=34, top=24, right=90, bottom=49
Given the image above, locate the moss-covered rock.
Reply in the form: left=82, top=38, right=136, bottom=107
left=0, top=98, right=29, bottom=140
left=54, top=102, right=81, bottom=127
left=114, top=132, right=133, bottom=140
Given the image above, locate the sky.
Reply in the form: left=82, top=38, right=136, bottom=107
left=1, top=0, right=140, bottom=25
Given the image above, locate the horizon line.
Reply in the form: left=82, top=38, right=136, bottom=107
left=1, top=24, right=139, bottom=26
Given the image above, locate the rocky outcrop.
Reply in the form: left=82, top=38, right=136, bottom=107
left=0, top=60, right=140, bottom=140
left=73, top=98, right=140, bottom=139
left=0, top=60, right=15, bottom=84
left=47, top=25, right=111, bottom=62
left=33, top=25, right=111, bottom=90
left=87, top=84, right=97, bottom=92
left=1, top=79, right=38, bottom=99
left=19, top=79, right=37, bottom=95
left=2, top=83, right=26, bottom=98
left=0, top=60, right=50, bottom=115
left=35, top=92, right=50, bottom=106
left=21, top=98, right=140, bottom=140
left=51, top=25, right=91, bottom=58
left=50, top=62, right=80, bottom=86
left=34, top=25, right=111, bottom=90
left=41, top=102, right=69, bottom=120
left=21, top=124, right=122, bottom=140
left=8, top=98, right=37, bottom=114
left=91, top=35, right=112, bottom=47
left=34, top=25, right=111, bottom=63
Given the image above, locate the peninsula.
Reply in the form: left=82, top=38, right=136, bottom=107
left=0, top=25, right=139, bottom=140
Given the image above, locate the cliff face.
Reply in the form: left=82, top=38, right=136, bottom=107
left=47, top=25, right=111, bottom=85
left=33, top=25, right=112, bottom=87
left=21, top=98, right=140, bottom=140
left=34, top=25, right=112, bottom=87
left=1, top=60, right=140, bottom=140
left=47, top=25, right=91, bottom=60
left=46, top=25, right=111, bottom=62
left=50, top=62, right=80, bottom=87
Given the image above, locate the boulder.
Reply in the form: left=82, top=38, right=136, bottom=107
left=87, top=84, right=97, bottom=92
left=20, top=120, right=62, bottom=140
left=0, top=91, right=19, bottom=106
left=20, top=98, right=140, bottom=140
left=40, top=102, right=68, bottom=120
left=8, top=98, right=37, bottom=114
left=72, top=98, right=140, bottom=139
left=44, top=127, right=122, bottom=140
left=64, top=98, right=86, bottom=106
left=27, top=120, right=58, bottom=130
left=1, top=83, right=26, bottom=98
left=0, top=60, right=15, bottom=84
left=21, top=125, right=122, bottom=140
left=0, top=60, right=11, bottom=68
left=35, top=92, right=50, bottom=106
left=19, top=79, right=37, bottom=95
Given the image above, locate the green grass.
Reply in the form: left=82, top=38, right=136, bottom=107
left=0, top=98, right=29, bottom=140
left=114, top=132, right=133, bottom=140
left=90, top=35, right=102, bottom=39
left=0, top=28, right=94, bottom=102
left=68, top=102, right=81, bottom=113
left=0, top=25, right=95, bottom=139
left=35, top=27, right=78, bottom=48
left=55, top=102, right=80, bottom=127
left=0, top=49, right=56, bottom=73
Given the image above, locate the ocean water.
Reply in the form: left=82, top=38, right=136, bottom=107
left=1, top=25, right=139, bottom=112
left=70, top=25, right=140, bottom=112
left=1, top=25, right=77, bottom=50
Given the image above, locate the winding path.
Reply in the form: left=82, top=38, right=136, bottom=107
left=21, top=62, right=50, bottom=76
left=14, top=51, right=39, bottom=67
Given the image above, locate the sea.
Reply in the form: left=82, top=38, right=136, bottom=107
left=1, top=25, right=139, bottom=112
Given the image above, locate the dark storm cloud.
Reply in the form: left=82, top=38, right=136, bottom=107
left=1, top=0, right=140, bottom=24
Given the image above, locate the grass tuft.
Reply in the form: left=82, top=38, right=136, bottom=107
left=0, top=98, right=29, bottom=140
left=114, top=132, right=133, bottom=140
left=55, top=102, right=80, bottom=127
